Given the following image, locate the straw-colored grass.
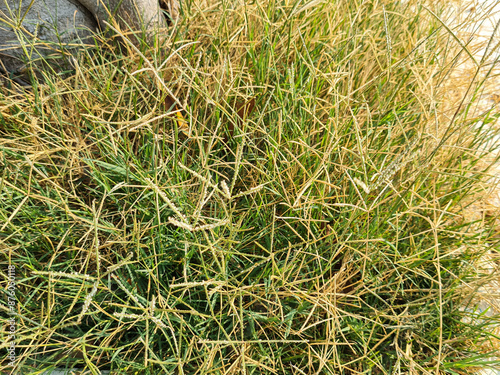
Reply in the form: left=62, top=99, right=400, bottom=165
left=1, top=0, right=499, bottom=374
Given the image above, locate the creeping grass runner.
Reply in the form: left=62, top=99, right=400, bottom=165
left=1, top=0, right=499, bottom=373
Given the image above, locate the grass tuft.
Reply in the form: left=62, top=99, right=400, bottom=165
left=1, top=0, right=499, bottom=374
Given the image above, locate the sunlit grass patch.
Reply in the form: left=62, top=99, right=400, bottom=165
left=0, top=0, right=499, bottom=374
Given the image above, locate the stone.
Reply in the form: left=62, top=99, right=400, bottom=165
left=0, top=0, right=178, bottom=74
left=0, top=0, right=97, bottom=73
left=77, top=0, right=176, bottom=41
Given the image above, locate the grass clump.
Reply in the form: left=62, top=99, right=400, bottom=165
left=1, top=0, right=499, bottom=374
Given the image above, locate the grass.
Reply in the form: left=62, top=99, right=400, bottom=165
left=1, top=0, right=500, bottom=373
